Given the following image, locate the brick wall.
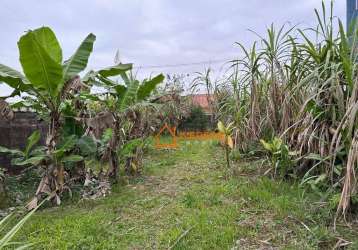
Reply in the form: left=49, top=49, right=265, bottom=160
left=0, top=112, right=47, bottom=173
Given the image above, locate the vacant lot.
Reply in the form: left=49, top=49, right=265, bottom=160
left=12, top=141, right=358, bottom=249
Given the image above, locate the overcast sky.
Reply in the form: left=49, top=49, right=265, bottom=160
left=0, top=0, right=345, bottom=95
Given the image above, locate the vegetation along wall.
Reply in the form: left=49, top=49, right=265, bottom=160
left=0, top=112, right=46, bottom=173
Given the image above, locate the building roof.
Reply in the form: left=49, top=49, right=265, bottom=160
left=188, top=94, right=214, bottom=113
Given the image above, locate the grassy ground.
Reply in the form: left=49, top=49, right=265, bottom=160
left=13, top=140, right=358, bottom=249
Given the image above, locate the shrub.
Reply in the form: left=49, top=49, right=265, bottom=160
left=179, top=106, right=209, bottom=131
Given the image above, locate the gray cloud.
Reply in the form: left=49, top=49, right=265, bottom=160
left=0, top=0, right=345, bottom=95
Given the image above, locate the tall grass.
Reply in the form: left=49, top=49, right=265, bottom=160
left=214, top=1, right=358, bottom=218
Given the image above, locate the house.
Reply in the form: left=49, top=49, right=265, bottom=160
left=187, top=94, right=214, bottom=114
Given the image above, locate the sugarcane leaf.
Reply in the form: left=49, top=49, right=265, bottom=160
left=0, top=201, right=42, bottom=247
left=338, top=20, right=353, bottom=90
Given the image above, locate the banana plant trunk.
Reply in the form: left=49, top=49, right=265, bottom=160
left=47, top=111, right=61, bottom=152
left=107, top=117, right=120, bottom=179
left=36, top=111, right=63, bottom=200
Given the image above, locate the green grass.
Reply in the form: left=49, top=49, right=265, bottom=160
left=9, top=140, right=358, bottom=249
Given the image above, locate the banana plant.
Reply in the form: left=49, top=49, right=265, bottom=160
left=217, top=121, right=235, bottom=169
left=118, top=138, right=148, bottom=175
left=260, top=137, right=297, bottom=178
left=84, top=66, right=164, bottom=178
left=0, top=130, right=44, bottom=166
left=0, top=27, right=96, bottom=205
left=0, top=131, right=84, bottom=207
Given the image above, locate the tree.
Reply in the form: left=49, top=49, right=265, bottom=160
left=83, top=66, right=165, bottom=179
left=0, top=27, right=96, bottom=206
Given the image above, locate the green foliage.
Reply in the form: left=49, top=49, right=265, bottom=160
left=62, top=33, right=96, bottom=82
left=13, top=141, right=357, bottom=249
left=62, top=155, right=84, bottom=163
left=230, top=148, right=241, bottom=162
left=0, top=131, right=43, bottom=167
left=179, top=106, right=209, bottom=131
left=84, top=61, right=164, bottom=114
left=1, top=26, right=96, bottom=110
left=0, top=64, right=29, bottom=91
left=18, top=27, right=63, bottom=98
left=0, top=131, right=86, bottom=169
left=137, top=74, right=165, bottom=101
left=0, top=26, right=99, bottom=204
left=101, top=128, right=113, bottom=144
left=77, top=136, right=97, bottom=157
left=209, top=1, right=358, bottom=216
left=260, top=137, right=296, bottom=177
left=217, top=121, right=234, bottom=169
left=301, top=173, right=329, bottom=195
left=328, top=193, right=341, bottom=210
left=24, top=130, right=41, bottom=158
left=97, top=63, right=133, bottom=78
left=118, top=138, right=144, bottom=158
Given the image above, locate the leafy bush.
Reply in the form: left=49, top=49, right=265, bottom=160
left=230, top=148, right=241, bottom=162
left=260, top=137, right=297, bottom=178
left=179, top=106, right=209, bottom=131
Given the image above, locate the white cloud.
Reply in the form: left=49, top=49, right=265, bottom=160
left=0, top=0, right=346, bottom=95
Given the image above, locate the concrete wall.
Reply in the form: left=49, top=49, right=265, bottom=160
left=0, top=112, right=47, bottom=173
